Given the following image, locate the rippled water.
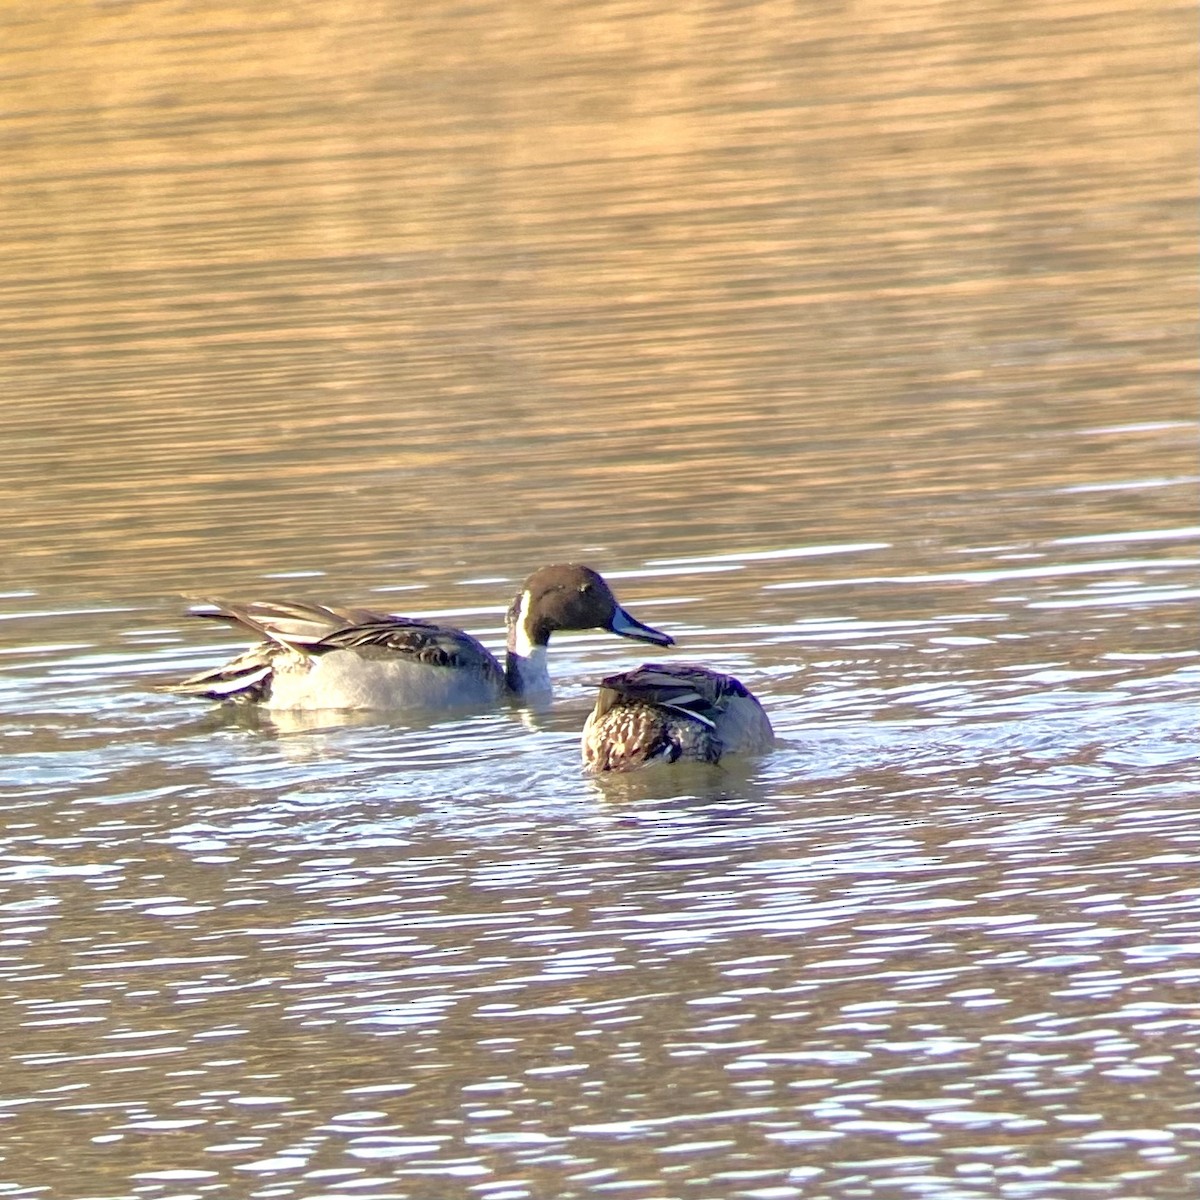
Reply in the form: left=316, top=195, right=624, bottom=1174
left=1, top=0, right=1197, bottom=1196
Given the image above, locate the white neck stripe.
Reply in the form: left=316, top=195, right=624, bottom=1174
left=509, top=589, right=537, bottom=656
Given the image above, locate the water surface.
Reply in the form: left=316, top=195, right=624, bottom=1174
left=1, top=1, right=1197, bottom=1197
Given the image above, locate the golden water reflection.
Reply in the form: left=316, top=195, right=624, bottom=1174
left=0, top=2, right=1197, bottom=1198
left=2, top=0, right=1194, bottom=599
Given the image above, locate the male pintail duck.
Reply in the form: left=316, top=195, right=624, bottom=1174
left=582, top=663, right=773, bottom=771
left=163, top=564, right=673, bottom=711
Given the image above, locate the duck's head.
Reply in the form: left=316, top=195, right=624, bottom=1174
left=508, top=564, right=674, bottom=649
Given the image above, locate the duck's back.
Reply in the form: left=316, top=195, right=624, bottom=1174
left=582, top=664, right=773, bottom=771
left=166, top=601, right=506, bottom=710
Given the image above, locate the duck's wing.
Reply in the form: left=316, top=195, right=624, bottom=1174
left=188, top=598, right=390, bottom=648
left=593, top=663, right=748, bottom=729
left=316, top=615, right=501, bottom=673
left=191, top=599, right=495, bottom=666
left=163, top=600, right=503, bottom=702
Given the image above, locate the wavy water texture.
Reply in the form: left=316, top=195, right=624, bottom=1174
left=0, top=0, right=1196, bottom=1197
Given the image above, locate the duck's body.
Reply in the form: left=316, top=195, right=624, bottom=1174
left=164, top=565, right=672, bottom=712
left=582, top=663, right=773, bottom=772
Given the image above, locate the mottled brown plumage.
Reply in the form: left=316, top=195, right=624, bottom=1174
left=582, top=663, right=774, bottom=772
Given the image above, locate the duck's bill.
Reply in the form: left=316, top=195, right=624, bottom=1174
left=609, top=607, right=675, bottom=647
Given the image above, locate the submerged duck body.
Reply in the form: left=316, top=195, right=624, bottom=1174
left=164, top=564, right=673, bottom=712
left=582, top=663, right=774, bottom=772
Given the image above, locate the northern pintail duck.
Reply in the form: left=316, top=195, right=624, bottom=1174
left=163, top=564, right=673, bottom=711
left=582, top=663, right=774, bottom=771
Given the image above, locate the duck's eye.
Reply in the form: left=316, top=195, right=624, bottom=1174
left=579, top=582, right=594, bottom=595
